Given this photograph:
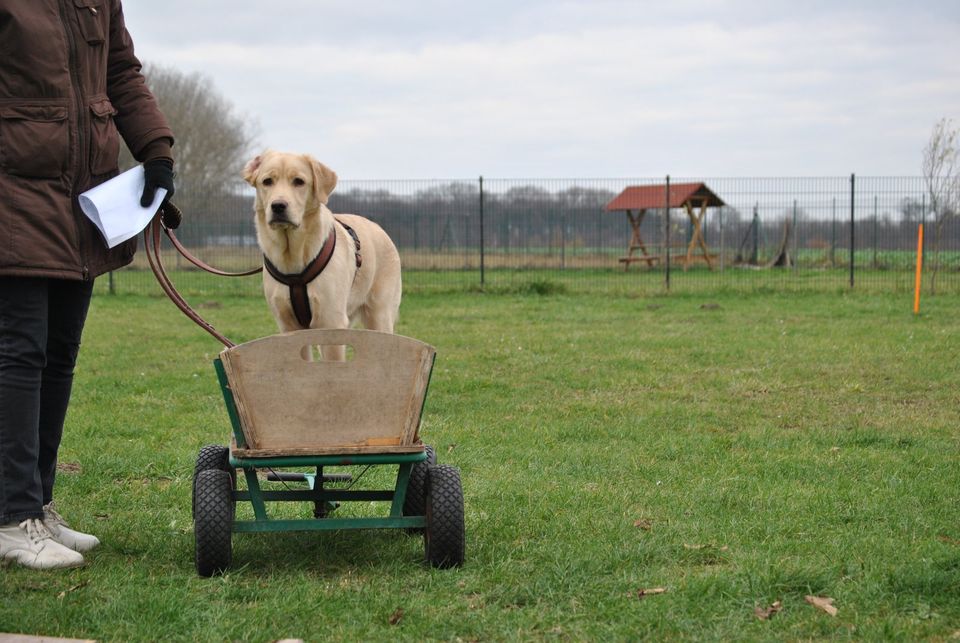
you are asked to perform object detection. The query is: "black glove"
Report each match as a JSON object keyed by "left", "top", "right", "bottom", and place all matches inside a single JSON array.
[{"left": 141, "top": 158, "right": 175, "bottom": 209}]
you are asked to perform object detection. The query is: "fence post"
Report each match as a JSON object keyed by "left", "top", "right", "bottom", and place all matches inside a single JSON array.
[
  {"left": 920, "top": 193, "right": 926, "bottom": 271},
  {"left": 751, "top": 204, "right": 759, "bottom": 265},
  {"left": 414, "top": 210, "right": 420, "bottom": 250},
  {"left": 560, "top": 210, "right": 566, "bottom": 270},
  {"left": 108, "top": 270, "right": 115, "bottom": 295},
  {"left": 664, "top": 175, "right": 671, "bottom": 291},
  {"left": 792, "top": 199, "right": 799, "bottom": 273},
  {"left": 831, "top": 198, "right": 837, "bottom": 267},
  {"left": 479, "top": 175, "right": 485, "bottom": 287},
  {"left": 719, "top": 207, "right": 725, "bottom": 272},
  {"left": 849, "top": 173, "right": 855, "bottom": 289},
  {"left": 872, "top": 194, "right": 878, "bottom": 268}
]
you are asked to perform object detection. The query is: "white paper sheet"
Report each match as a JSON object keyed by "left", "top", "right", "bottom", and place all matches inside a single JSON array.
[{"left": 78, "top": 165, "right": 167, "bottom": 248}]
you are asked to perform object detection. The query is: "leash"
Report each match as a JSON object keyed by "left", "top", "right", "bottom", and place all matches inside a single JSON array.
[
  {"left": 146, "top": 204, "right": 364, "bottom": 345},
  {"left": 145, "top": 202, "right": 258, "bottom": 348}
]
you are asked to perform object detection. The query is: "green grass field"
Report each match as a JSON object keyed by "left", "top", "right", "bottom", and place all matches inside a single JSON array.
[
  {"left": 1, "top": 289, "right": 958, "bottom": 641},
  {"left": 101, "top": 260, "right": 959, "bottom": 299}
]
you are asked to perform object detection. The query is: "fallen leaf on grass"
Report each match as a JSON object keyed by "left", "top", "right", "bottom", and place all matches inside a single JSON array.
[
  {"left": 636, "top": 587, "right": 667, "bottom": 599},
  {"left": 447, "top": 444, "right": 457, "bottom": 453},
  {"left": 388, "top": 608, "right": 404, "bottom": 625},
  {"left": 938, "top": 534, "right": 960, "bottom": 546},
  {"left": 57, "top": 581, "right": 89, "bottom": 600},
  {"left": 94, "top": 513, "right": 110, "bottom": 520},
  {"left": 754, "top": 601, "right": 783, "bottom": 620},
  {"left": 57, "top": 462, "right": 82, "bottom": 474},
  {"left": 466, "top": 593, "right": 485, "bottom": 610},
  {"left": 633, "top": 519, "right": 652, "bottom": 531},
  {"left": 805, "top": 595, "right": 838, "bottom": 616}
]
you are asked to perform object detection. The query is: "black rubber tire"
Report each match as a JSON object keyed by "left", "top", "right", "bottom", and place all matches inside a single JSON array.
[
  {"left": 195, "top": 445, "right": 230, "bottom": 475},
  {"left": 194, "top": 469, "right": 234, "bottom": 577},
  {"left": 403, "top": 445, "right": 436, "bottom": 532},
  {"left": 424, "top": 464, "right": 465, "bottom": 568},
  {"left": 193, "top": 445, "right": 234, "bottom": 518}
]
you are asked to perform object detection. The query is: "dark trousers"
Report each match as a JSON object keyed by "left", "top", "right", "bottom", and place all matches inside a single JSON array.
[{"left": 0, "top": 276, "right": 93, "bottom": 524}]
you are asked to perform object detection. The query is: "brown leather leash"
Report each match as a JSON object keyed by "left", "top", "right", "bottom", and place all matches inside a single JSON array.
[
  {"left": 145, "top": 202, "right": 260, "bottom": 348},
  {"left": 146, "top": 204, "right": 364, "bottom": 346}
]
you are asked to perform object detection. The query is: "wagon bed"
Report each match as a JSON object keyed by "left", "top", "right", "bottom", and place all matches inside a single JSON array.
[{"left": 216, "top": 329, "right": 436, "bottom": 456}]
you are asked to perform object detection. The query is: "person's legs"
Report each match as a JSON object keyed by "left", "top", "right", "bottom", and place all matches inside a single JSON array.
[
  {"left": 0, "top": 276, "right": 49, "bottom": 525},
  {"left": 0, "top": 277, "right": 95, "bottom": 567},
  {"left": 38, "top": 278, "right": 94, "bottom": 505},
  {"left": 0, "top": 277, "right": 85, "bottom": 568},
  {"left": 29, "top": 278, "right": 100, "bottom": 553}
]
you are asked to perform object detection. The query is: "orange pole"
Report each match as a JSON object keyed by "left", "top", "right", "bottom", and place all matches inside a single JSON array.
[{"left": 913, "top": 223, "right": 924, "bottom": 314}]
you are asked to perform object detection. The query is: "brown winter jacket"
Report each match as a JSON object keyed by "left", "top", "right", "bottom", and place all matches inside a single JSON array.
[{"left": 0, "top": 0, "right": 173, "bottom": 280}]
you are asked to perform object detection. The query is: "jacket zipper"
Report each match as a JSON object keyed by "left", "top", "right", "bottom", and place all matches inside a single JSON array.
[{"left": 58, "top": 0, "right": 91, "bottom": 281}]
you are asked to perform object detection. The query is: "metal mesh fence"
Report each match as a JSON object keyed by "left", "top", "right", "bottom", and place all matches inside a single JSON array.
[{"left": 99, "top": 175, "right": 959, "bottom": 297}]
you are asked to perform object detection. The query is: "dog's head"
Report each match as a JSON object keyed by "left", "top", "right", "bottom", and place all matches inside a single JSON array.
[{"left": 242, "top": 151, "right": 338, "bottom": 230}]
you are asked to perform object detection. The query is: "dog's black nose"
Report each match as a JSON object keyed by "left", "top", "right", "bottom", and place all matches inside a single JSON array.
[{"left": 271, "top": 201, "right": 288, "bottom": 215}]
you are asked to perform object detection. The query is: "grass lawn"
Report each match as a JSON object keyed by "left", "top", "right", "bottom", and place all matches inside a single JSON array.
[{"left": 1, "top": 288, "right": 958, "bottom": 641}]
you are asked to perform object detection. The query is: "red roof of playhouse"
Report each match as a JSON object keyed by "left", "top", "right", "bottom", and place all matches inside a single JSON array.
[{"left": 605, "top": 183, "right": 725, "bottom": 211}]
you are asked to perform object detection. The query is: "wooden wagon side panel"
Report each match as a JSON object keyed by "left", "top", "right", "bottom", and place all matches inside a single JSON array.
[{"left": 219, "top": 329, "right": 436, "bottom": 455}]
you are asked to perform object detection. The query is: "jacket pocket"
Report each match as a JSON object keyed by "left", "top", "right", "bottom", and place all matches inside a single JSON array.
[
  {"left": 73, "top": 0, "right": 106, "bottom": 45},
  {"left": 89, "top": 97, "right": 120, "bottom": 175},
  {"left": 0, "top": 105, "right": 70, "bottom": 179}
]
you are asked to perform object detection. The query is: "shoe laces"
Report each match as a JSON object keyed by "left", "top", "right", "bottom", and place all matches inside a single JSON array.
[
  {"left": 19, "top": 518, "right": 54, "bottom": 545},
  {"left": 43, "top": 501, "right": 68, "bottom": 527}
]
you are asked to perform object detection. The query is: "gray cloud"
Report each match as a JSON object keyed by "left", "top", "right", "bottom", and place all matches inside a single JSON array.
[{"left": 121, "top": 1, "right": 960, "bottom": 178}]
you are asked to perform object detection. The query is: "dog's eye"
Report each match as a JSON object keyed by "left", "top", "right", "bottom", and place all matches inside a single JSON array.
[
  {"left": 262, "top": 177, "right": 274, "bottom": 186},
  {"left": 293, "top": 177, "right": 306, "bottom": 187}
]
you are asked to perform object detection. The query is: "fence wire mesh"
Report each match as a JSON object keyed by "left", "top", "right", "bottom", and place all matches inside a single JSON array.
[{"left": 101, "top": 176, "right": 959, "bottom": 297}]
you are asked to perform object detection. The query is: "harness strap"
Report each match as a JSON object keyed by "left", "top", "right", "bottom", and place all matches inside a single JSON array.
[
  {"left": 261, "top": 218, "right": 364, "bottom": 330},
  {"left": 340, "top": 220, "right": 363, "bottom": 269},
  {"left": 263, "top": 226, "right": 337, "bottom": 329}
]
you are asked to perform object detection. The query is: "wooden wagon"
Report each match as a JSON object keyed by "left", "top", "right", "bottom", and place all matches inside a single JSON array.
[{"left": 191, "top": 328, "right": 465, "bottom": 576}]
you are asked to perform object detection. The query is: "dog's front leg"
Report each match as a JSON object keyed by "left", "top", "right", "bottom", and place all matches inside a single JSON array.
[{"left": 315, "top": 312, "right": 350, "bottom": 361}]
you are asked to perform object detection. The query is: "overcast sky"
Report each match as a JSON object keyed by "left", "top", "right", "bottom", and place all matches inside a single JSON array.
[{"left": 121, "top": 1, "right": 959, "bottom": 179}]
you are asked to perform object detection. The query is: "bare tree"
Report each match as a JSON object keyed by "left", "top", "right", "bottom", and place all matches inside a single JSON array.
[
  {"left": 120, "top": 64, "right": 259, "bottom": 217},
  {"left": 921, "top": 117, "right": 959, "bottom": 293}
]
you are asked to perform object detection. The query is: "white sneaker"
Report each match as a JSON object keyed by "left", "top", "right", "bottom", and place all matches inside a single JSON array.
[
  {"left": 43, "top": 502, "right": 100, "bottom": 553},
  {"left": 0, "top": 518, "right": 85, "bottom": 569}
]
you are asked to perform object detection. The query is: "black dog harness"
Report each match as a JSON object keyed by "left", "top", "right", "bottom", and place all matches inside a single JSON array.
[{"left": 262, "top": 219, "right": 362, "bottom": 329}]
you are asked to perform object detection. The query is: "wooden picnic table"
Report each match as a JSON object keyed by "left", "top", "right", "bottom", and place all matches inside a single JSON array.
[{"left": 606, "top": 183, "right": 725, "bottom": 271}]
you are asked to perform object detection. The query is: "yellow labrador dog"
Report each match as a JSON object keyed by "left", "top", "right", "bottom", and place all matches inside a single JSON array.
[{"left": 243, "top": 151, "right": 402, "bottom": 354}]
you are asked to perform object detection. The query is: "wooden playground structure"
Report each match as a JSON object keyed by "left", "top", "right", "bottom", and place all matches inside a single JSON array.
[{"left": 605, "top": 183, "right": 725, "bottom": 271}]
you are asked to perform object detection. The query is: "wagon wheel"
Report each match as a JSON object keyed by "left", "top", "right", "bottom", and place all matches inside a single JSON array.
[
  {"left": 194, "top": 469, "right": 234, "bottom": 577},
  {"left": 403, "top": 445, "right": 435, "bottom": 533},
  {"left": 193, "top": 445, "right": 235, "bottom": 518},
  {"left": 195, "top": 444, "right": 231, "bottom": 475},
  {"left": 424, "top": 464, "right": 465, "bottom": 568}
]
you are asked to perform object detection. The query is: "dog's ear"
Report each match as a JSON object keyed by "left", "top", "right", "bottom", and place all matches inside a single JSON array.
[
  {"left": 242, "top": 154, "right": 263, "bottom": 185},
  {"left": 308, "top": 157, "right": 338, "bottom": 203}
]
